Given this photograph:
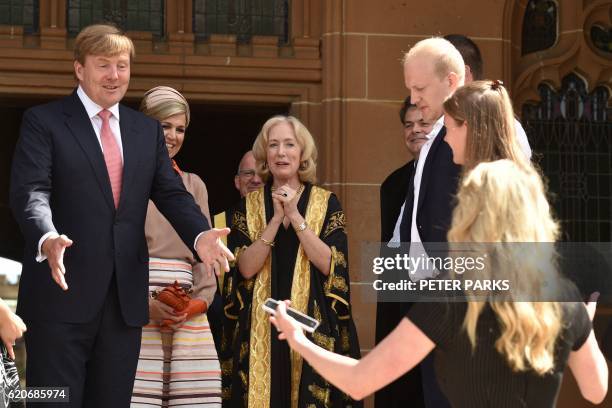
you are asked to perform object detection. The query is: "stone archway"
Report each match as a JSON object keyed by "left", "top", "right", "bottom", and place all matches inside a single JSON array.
[
  {"left": 502, "top": 0, "right": 612, "bottom": 242},
  {"left": 502, "top": 0, "right": 612, "bottom": 111}
]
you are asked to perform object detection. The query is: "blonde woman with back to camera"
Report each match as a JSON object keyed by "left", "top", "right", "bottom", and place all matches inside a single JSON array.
[{"left": 271, "top": 159, "right": 608, "bottom": 407}]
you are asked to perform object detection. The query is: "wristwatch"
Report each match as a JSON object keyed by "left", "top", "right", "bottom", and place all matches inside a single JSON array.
[{"left": 295, "top": 221, "right": 308, "bottom": 232}]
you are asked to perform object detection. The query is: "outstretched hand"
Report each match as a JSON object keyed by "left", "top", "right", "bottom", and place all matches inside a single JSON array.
[
  {"left": 195, "top": 228, "right": 234, "bottom": 276},
  {"left": 42, "top": 234, "right": 73, "bottom": 291}
]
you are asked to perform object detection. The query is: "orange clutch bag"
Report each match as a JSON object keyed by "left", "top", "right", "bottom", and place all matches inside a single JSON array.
[{"left": 152, "top": 281, "right": 207, "bottom": 326}]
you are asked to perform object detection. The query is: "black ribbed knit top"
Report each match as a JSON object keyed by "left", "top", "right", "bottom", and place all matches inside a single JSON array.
[{"left": 407, "top": 302, "right": 591, "bottom": 407}]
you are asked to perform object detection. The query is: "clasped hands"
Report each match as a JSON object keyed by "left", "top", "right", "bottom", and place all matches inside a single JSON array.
[
  {"left": 271, "top": 184, "right": 302, "bottom": 225},
  {"left": 148, "top": 297, "right": 206, "bottom": 330}
]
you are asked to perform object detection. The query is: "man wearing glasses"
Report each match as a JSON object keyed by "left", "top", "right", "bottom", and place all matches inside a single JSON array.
[{"left": 234, "top": 150, "right": 264, "bottom": 197}]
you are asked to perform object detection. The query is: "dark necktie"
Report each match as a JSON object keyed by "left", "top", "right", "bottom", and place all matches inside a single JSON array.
[{"left": 399, "top": 161, "right": 417, "bottom": 243}]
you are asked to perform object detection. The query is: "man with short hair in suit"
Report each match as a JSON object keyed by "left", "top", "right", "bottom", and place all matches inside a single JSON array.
[
  {"left": 10, "top": 24, "right": 233, "bottom": 407},
  {"left": 375, "top": 97, "right": 433, "bottom": 408},
  {"left": 399, "top": 37, "right": 465, "bottom": 408}
]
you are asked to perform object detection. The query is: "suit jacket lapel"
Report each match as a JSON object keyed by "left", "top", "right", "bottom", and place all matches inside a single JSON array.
[
  {"left": 63, "top": 91, "right": 115, "bottom": 211},
  {"left": 417, "top": 126, "right": 446, "bottom": 213},
  {"left": 117, "top": 105, "right": 141, "bottom": 212}
]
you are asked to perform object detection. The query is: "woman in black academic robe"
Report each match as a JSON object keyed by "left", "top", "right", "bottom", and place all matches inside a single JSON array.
[{"left": 219, "top": 116, "right": 362, "bottom": 408}]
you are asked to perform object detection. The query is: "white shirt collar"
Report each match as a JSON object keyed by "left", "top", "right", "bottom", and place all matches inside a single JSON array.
[
  {"left": 425, "top": 115, "right": 445, "bottom": 140},
  {"left": 76, "top": 85, "right": 120, "bottom": 121}
]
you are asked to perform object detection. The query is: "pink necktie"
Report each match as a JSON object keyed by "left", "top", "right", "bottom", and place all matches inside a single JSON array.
[{"left": 98, "top": 109, "right": 123, "bottom": 208}]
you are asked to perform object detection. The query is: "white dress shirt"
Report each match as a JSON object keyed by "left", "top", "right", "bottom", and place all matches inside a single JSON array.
[
  {"left": 515, "top": 118, "right": 532, "bottom": 159},
  {"left": 410, "top": 116, "right": 445, "bottom": 245},
  {"left": 388, "top": 116, "right": 445, "bottom": 247},
  {"left": 407, "top": 116, "right": 445, "bottom": 280},
  {"left": 387, "top": 161, "right": 417, "bottom": 248},
  {"left": 76, "top": 85, "right": 124, "bottom": 161}
]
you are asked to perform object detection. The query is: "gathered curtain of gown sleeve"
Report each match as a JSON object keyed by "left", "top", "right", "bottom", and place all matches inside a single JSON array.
[{"left": 219, "top": 183, "right": 363, "bottom": 408}]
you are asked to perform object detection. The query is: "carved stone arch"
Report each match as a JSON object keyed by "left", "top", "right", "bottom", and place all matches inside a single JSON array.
[
  {"left": 503, "top": 0, "right": 612, "bottom": 114},
  {"left": 562, "top": 69, "right": 591, "bottom": 94}
]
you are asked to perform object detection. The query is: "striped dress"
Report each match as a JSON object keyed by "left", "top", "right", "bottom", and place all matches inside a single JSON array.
[{"left": 131, "top": 171, "right": 221, "bottom": 407}]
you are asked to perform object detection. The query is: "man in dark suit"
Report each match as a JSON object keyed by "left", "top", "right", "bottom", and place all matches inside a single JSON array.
[
  {"left": 399, "top": 37, "right": 465, "bottom": 408},
  {"left": 375, "top": 97, "right": 432, "bottom": 408},
  {"left": 10, "top": 24, "right": 233, "bottom": 407}
]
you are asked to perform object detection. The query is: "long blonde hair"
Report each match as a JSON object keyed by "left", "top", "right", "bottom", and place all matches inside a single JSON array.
[
  {"left": 443, "top": 81, "right": 527, "bottom": 172},
  {"left": 448, "top": 160, "right": 562, "bottom": 375}
]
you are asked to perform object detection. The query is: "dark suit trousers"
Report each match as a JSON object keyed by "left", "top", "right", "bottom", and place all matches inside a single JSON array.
[{"left": 24, "top": 276, "right": 141, "bottom": 407}]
